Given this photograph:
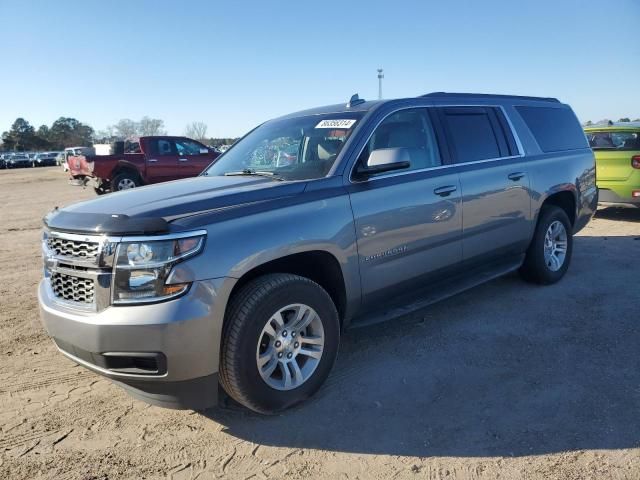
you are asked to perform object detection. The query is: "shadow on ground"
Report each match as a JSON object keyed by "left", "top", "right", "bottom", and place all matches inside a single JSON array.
[
  {"left": 594, "top": 205, "right": 640, "bottom": 223},
  {"left": 203, "top": 230, "right": 640, "bottom": 457}
]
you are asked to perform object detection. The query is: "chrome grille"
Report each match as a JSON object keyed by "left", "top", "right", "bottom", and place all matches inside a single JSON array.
[
  {"left": 46, "top": 236, "right": 100, "bottom": 260},
  {"left": 51, "top": 271, "right": 95, "bottom": 304}
]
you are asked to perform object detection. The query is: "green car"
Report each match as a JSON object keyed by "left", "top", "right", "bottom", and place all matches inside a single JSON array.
[{"left": 585, "top": 123, "right": 640, "bottom": 206}]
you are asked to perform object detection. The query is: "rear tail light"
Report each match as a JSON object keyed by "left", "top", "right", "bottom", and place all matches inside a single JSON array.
[
  {"left": 632, "top": 191, "right": 640, "bottom": 198},
  {"left": 632, "top": 156, "right": 640, "bottom": 169}
]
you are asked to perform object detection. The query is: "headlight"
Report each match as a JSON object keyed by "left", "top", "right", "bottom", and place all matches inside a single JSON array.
[{"left": 112, "top": 233, "right": 205, "bottom": 304}]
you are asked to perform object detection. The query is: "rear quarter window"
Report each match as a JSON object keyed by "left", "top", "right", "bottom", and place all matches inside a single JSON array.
[{"left": 516, "top": 106, "right": 588, "bottom": 153}]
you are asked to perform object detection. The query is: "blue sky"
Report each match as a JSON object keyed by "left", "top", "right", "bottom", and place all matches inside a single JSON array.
[{"left": 0, "top": 0, "right": 638, "bottom": 137}]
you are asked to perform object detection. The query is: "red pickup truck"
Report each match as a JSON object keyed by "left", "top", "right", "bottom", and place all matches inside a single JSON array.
[{"left": 68, "top": 136, "right": 219, "bottom": 194}]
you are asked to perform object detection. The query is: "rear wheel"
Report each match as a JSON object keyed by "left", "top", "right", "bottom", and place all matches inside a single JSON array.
[
  {"left": 111, "top": 172, "right": 140, "bottom": 191},
  {"left": 219, "top": 274, "right": 340, "bottom": 414},
  {"left": 520, "top": 206, "right": 573, "bottom": 284}
]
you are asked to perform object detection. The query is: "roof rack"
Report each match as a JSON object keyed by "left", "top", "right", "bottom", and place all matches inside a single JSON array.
[{"left": 421, "top": 92, "right": 560, "bottom": 103}]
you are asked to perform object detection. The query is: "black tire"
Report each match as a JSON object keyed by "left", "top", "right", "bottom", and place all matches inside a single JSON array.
[
  {"left": 519, "top": 205, "right": 573, "bottom": 284},
  {"left": 110, "top": 171, "right": 140, "bottom": 191},
  {"left": 219, "top": 273, "right": 340, "bottom": 414}
]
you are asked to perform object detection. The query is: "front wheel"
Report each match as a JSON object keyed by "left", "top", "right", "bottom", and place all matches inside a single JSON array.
[
  {"left": 219, "top": 274, "right": 340, "bottom": 414},
  {"left": 520, "top": 206, "right": 573, "bottom": 284}
]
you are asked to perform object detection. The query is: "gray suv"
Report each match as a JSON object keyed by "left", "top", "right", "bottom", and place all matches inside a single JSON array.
[{"left": 38, "top": 92, "right": 597, "bottom": 414}]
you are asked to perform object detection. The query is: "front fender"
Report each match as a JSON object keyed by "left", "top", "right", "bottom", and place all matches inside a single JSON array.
[{"left": 169, "top": 188, "right": 361, "bottom": 318}]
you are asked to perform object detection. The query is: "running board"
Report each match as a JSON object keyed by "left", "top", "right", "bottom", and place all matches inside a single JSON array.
[{"left": 350, "top": 255, "right": 524, "bottom": 328}]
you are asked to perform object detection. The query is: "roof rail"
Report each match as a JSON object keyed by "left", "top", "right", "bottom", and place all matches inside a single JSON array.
[{"left": 421, "top": 92, "right": 560, "bottom": 103}]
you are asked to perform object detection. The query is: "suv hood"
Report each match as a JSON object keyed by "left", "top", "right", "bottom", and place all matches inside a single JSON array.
[{"left": 45, "top": 175, "right": 307, "bottom": 235}]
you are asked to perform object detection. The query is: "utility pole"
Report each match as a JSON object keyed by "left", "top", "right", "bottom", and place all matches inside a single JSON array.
[{"left": 377, "top": 68, "right": 384, "bottom": 100}]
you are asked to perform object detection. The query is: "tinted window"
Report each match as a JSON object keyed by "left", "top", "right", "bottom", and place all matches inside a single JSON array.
[
  {"left": 151, "top": 139, "right": 175, "bottom": 155},
  {"left": 175, "top": 139, "right": 206, "bottom": 155},
  {"left": 358, "top": 108, "right": 441, "bottom": 173},
  {"left": 586, "top": 130, "right": 640, "bottom": 151},
  {"left": 443, "top": 108, "right": 501, "bottom": 162},
  {"left": 516, "top": 106, "right": 588, "bottom": 152}
]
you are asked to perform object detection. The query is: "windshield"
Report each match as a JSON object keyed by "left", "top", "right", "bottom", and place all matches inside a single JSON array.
[
  {"left": 586, "top": 130, "right": 640, "bottom": 150},
  {"left": 204, "top": 113, "right": 364, "bottom": 181}
]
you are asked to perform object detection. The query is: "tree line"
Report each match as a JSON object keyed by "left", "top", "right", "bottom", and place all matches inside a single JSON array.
[
  {"left": 1, "top": 117, "right": 94, "bottom": 151},
  {"left": 582, "top": 117, "right": 640, "bottom": 126},
  {"left": 1, "top": 115, "right": 238, "bottom": 152}
]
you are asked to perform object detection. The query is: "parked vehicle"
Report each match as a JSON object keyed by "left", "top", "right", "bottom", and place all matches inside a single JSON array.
[
  {"left": 584, "top": 122, "right": 640, "bottom": 206},
  {"left": 55, "top": 152, "right": 65, "bottom": 166},
  {"left": 38, "top": 92, "right": 597, "bottom": 414},
  {"left": 6, "top": 153, "right": 31, "bottom": 168},
  {"left": 0, "top": 154, "right": 7, "bottom": 169},
  {"left": 32, "top": 152, "right": 60, "bottom": 167},
  {"left": 67, "top": 136, "right": 219, "bottom": 194},
  {"left": 65, "top": 146, "right": 95, "bottom": 157}
]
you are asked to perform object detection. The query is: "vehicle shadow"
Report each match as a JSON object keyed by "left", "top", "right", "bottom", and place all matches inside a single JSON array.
[
  {"left": 202, "top": 233, "right": 640, "bottom": 457},
  {"left": 595, "top": 205, "right": 640, "bottom": 222}
]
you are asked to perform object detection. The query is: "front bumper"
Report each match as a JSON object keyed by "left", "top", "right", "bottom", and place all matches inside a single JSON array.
[{"left": 38, "top": 277, "right": 233, "bottom": 409}]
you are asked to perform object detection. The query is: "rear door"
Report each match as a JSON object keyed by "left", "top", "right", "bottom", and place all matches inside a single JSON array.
[
  {"left": 145, "top": 138, "right": 180, "bottom": 183},
  {"left": 438, "top": 106, "right": 533, "bottom": 262},
  {"left": 174, "top": 138, "right": 214, "bottom": 177}
]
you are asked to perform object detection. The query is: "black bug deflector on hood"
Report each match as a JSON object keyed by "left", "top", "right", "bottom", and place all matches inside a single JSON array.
[
  {"left": 42, "top": 175, "right": 307, "bottom": 235},
  {"left": 44, "top": 209, "right": 169, "bottom": 235}
]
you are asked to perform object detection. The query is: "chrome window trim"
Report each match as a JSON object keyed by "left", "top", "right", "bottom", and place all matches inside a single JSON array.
[
  {"left": 348, "top": 104, "right": 525, "bottom": 184},
  {"left": 352, "top": 155, "right": 524, "bottom": 183}
]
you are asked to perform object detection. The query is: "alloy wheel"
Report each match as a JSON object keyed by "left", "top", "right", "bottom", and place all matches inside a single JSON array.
[
  {"left": 543, "top": 220, "right": 568, "bottom": 272},
  {"left": 256, "top": 303, "right": 325, "bottom": 391},
  {"left": 117, "top": 178, "right": 136, "bottom": 190}
]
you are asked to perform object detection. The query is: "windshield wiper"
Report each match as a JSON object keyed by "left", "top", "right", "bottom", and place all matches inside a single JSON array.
[{"left": 223, "top": 169, "right": 283, "bottom": 180}]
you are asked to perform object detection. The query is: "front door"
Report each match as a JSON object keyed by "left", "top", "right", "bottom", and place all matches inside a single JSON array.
[
  {"left": 347, "top": 108, "right": 463, "bottom": 307},
  {"left": 146, "top": 138, "right": 179, "bottom": 183},
  {"left": 174, "top": 138, "right": 215, "bottom": 177}
]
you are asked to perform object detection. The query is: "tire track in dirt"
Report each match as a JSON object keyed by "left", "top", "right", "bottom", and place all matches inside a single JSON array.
[
  {"left": 0, "top": 429, "right": 61, "bottom": 451},
  {"left": 0, "top": 370, "right": 93, "bottom": 394}
]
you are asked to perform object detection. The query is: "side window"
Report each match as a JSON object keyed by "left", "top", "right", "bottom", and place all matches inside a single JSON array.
[
  {"left": 358, "top": 108, "right": 441, "bottom": 174},
  {"left": 175, "top": 139, "right": 206, "bottom": 156},
  {"left": 516, "top": 106, "right": 588, "bottom": 153},
  {"left": 441, "top": 107, "right": 503, "bottom": 163},
  {"left": 151, "top": 139, "right": 175, "bottom": 156}
]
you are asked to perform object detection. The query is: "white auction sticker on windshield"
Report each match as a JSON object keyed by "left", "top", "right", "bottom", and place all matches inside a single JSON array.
[{"left": 315, "top": 119, "right": 357, "bottom": 129}]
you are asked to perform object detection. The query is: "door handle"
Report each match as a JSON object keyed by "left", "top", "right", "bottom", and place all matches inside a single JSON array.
[
  {"left": 434, "top": 185, "right": 457, "bottom": 197},
  {"left": 508, "top": 172, "right": 525, "bottom": 181},
  {"left": 178, "top": 158, "right": 188, "bottom": 162},
  {"left": 148, "top": 158, "right": 158, "bottom": 163}
]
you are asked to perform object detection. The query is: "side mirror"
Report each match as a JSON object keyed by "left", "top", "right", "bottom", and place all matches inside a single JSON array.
[{"left": 357, "top": 147, "right": 411, "bottom": 178}]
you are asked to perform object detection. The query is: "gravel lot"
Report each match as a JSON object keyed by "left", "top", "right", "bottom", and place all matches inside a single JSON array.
[{"left": 1, "top": 167, "right": 639, "bottom": 480}]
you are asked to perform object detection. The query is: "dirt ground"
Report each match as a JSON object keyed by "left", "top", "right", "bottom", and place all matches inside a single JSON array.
[{"left": 0, "top": 167, "right": 639, "bottom": 480}]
